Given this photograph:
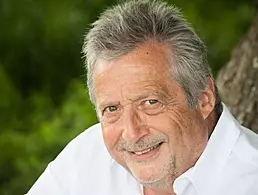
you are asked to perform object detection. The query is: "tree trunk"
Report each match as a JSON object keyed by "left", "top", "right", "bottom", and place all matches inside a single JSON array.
[{"left": 216, "top": 10, "right": 258, "bottom": 133}]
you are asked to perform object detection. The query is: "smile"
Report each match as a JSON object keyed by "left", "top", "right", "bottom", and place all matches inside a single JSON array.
[
  {"left": 132, "top": 143, "right": 162, "bottom": 155},
  {"left": 128, "top": 142, "right": 163, "bottom": 160}
]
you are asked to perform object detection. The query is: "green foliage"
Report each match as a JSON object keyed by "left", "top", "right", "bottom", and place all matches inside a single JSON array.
[
  {"left": 0, "top": 0, "right": 255, "bottom": 194},
  {"left": 0, "top": 79, "right": 97, "bottom": 194}
]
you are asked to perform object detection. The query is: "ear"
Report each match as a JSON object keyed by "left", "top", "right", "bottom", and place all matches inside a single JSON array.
[{"left": 198, "top": 77, "right": 215, "bottom": 120}]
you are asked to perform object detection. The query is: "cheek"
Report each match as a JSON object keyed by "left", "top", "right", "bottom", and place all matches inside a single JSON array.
[
  {"left": 101, "top": 124, "right": 121, "bottom": 150},
  {"left": 143, "top": 114, "right": 183, "bottom": 152},
  {"left": 144, "top": 111, "right": 183, "bottom": 136},
  {"left": 101, "top": 123, "right": 129, "bottom": 168},
  {"left": 144, "top": 110, "right": 202, "bottom": 150}
]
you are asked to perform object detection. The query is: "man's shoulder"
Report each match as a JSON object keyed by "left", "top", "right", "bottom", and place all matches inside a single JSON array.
[
  {"left": 51, "top": 123, "right": 113, "bottom": 171},
  {"left": 73, "top": 123, "right": 102, "bottom": 143},
  {"left": 213, "top": 125, "right": 258, "bottom": 194},
  {"left": 27, "top": 124, "right": 141, "bottom": 194},
  {"left": 242, "top": 126, "right": 258, "bottom": 148},
  {"left": 234, "top": 126, "right": 258, "bottom": 166},
  {"left": 218, "top": 104, "right": 258, "bottom": 167},
  {"left": 56, "top": 123, "right": 102, "bottom": 151}
]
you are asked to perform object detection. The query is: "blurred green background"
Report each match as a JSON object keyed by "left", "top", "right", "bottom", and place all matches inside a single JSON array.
[{"left": 0, "top": 0, "right": 255, "bottom": 194}]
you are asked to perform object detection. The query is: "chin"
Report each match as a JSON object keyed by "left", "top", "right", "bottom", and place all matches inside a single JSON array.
[
  {"left": 125, "top": 143, "right": 174, "bottom": 184},
  {"left": 135, "top": 168, "right": 172, "bottom": 190},
  {"left": 129, "top": 163, "right": 168, "bottom": 186}
]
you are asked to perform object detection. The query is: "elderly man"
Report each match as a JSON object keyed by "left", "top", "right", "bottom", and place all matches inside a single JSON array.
[{"left": 27, "top": 0, "right": 258, "bottom": 195}]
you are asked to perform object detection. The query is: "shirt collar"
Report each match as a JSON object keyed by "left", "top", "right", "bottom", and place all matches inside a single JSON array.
[{"left": 174, "top": 103, "right": 241, "bottom": 194}]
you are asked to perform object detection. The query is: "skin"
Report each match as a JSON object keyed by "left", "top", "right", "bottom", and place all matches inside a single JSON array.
[{"left": 93, "top": 41, "right": 216, "bottom": 195}]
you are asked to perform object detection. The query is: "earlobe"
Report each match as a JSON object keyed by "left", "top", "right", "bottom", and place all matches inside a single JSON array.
[{"left": 198, "top": 77, "right": 216, "bottom": 120}]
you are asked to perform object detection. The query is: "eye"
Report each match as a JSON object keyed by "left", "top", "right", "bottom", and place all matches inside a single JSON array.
[
  {"left": 101, "top": 105, "right": 121, "bottom": 124},
  {"left": 139, "top": 99, "right": 163, "bottom": 115},
  {"left": 146, "top": 99, "right": 158, "bottom": 105},
  {"left": 141, "top": 99, "right": 160, "bottom": 106},
  {"left": 103, "top": 105, "right": 118, "bottom": 113}
]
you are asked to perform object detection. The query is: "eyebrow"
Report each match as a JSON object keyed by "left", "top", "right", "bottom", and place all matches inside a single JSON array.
[
  {"left": 131, "top": 91, "right": 157, "bottom": 101},
  {"left": 129, "top": 90, "right": 168, "bottom": 103},
  {"left": 97, "top": 90, "right": 169, "bottom": 110}
]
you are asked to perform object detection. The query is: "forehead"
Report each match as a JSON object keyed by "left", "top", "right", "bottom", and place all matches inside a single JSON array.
[
  {"left": 93, "top": 42, "right": 177, "bottom": 104},
  {"left": 95, "top": 42, "right": 172, "bottom": 73}
]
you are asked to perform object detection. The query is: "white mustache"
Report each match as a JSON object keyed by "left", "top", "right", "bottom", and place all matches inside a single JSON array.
[{"left": 116, "top": 135, "right": 167, "bottom": 152}]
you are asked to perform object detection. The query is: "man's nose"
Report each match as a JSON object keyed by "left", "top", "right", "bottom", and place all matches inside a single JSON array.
[{"left": 122, "top": 107, "right": 149, "bottom": 142}]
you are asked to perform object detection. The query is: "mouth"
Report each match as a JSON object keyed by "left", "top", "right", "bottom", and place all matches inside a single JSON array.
[{"left": 128, "top": 142, "right": 163, "bottom": 160}]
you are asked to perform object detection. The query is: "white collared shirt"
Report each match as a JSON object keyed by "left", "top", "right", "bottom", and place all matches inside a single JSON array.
[{"left": 27, "top": 104, "right": 258, "bottom": 195}]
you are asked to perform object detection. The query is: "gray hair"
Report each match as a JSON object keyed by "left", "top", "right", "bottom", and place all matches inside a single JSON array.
[{"left": 83, "top": 0, "right": 221, "bottom": 111}]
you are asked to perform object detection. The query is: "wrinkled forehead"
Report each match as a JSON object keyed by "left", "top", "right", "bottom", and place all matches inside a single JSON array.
[
  {"left": 93, "top": 51, "right": 180, "bottom": 107},
  {"left": 93, "top": 41, "right": 174, "bottom": 76},
  {"left": 90, "top": 42, "right": 179, "bottom": 106}
]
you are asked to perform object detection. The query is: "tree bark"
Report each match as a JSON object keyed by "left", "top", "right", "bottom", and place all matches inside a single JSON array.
[{"left": 216, "top": 10, "right": 258, "bottom": 133}]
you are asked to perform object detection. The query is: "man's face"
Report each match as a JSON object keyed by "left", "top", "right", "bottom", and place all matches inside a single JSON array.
[{"left": 93, "top": 42, "right": 209, "bottom": 188}]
